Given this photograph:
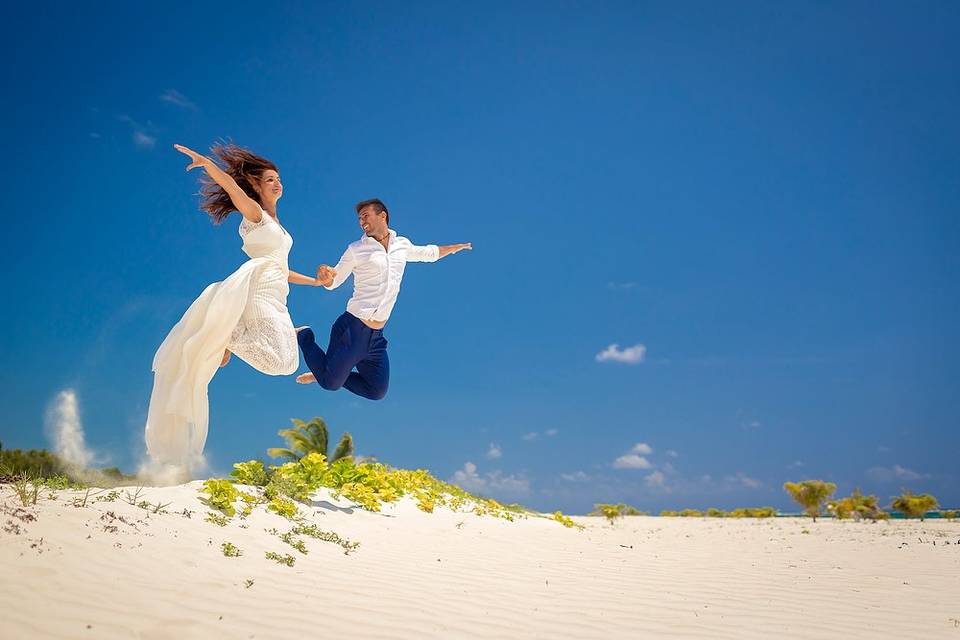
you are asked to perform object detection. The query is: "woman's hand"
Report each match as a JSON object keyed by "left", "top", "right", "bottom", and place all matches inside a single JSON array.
[{"left": 173, "top": 144, "right": 211, "bottom": 171}]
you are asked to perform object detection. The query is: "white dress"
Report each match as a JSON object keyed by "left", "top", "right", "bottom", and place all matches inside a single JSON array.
[{"left": 145, "top": 212, "right": 298, "bottom": 469}]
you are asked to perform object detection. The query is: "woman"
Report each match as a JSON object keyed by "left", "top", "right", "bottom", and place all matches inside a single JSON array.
[{"left": 145, "top": 143, "right": 320, "bottom": 470}]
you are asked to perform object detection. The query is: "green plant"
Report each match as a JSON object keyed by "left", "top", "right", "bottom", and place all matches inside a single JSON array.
[
  {"left": 706, "top": 507, "right": 726, "bottom": 517},
  {"left": 292, "top": 523, "right": 360, "bottom": 554},
  {"left": 267, "top": 417, "right": 354, "bottom": 463},
  {"left": 265, "top": 551, "right": 295, "bottom": 567},
  {"left": 278, "top": 532, "right": 309, "bottom": 554},
  {"left": 591, "top": 503, "right": 646, "bottom": 523},
  {"left": 205, "top": 512, "right": 230, "bottom": 527},
  {"left": 11, "top": 471, "right": 39, "bottom": 506},
  {"left": 943, "top": 510, "right": 957, "bottom": 521},
  {"left": 230, "top": 460, "right": 269, "bottom": 486},
  {"left": 784, "top": 480, "right": 837, "bottom": 522},
  {"left": 199, "top": 479, "right": 240, "bottom": 516},
  {"left": 679, "top": 509, "right": 704, "bottom": 517},
  {"left": 551, "top": 511, "right": 582, "bottom": 529},
  {"left": 891, "top": 492, "right": 939, "bottom": 521},
  {"left": 268, "top": 497, "right": 298, "bottom": 519},
  {"left": 221, "top": 542, "right": 242, "bottom": 557},
  {"left": 727, "top": 507, "right": 777, "bottom": 518}
]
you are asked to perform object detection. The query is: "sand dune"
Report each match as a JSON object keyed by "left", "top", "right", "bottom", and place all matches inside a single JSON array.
[{"left": 1, "top": 482, "right": 958, "bottom": 639}]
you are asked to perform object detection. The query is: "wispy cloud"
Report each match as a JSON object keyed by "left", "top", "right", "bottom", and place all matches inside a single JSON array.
[
  {"left": 631, "top": 442, "right": 652, "bottom": 455},
  {"left": 866, "top": 464, "right": 929, "bottom": 482},
  {"left": 725, "top": 472, "right": 762, "bottom": 489},
  {"left": 665, "top": 449, "right": 678, "bottom": 458},
  {"left": 160, "top": 89, "right": 198, "bottom": 110},
  {"left": 45, "top": 389, "right": 94, "bottom": 468},
  {"left": 133, "top": 131, "right": 156, "bottom": 148},
  {"left": 787, "top": 460, "right": 804, "bottom": 469},
  {"left": 450, "top": 462, "right": 530, "bottom": 498},
  {"left": 606, "top": 281, "right": 639, "bottom": 291},
  {"left": 560, "top": 471, "right": 591, "bottom": 482},
  {"left": 486, "top": 443, "right": 502, "bottom": 459},
  {"left": 596, "top": 343, "right": 646, "bottom": 364},
  {"left": 118, "top": 114, "right": 156, "bottom": 149},
  {"left": 522, "top": 429, "right": 558, "bottom": 442}
]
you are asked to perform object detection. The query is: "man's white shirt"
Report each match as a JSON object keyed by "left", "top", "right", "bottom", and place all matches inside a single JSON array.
[{"left": 325, "top": 229, "right": 439, "bottom": 323}]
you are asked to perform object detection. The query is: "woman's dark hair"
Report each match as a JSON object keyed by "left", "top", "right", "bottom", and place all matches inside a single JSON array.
[
  {"left": 199, "top": 143, "right": 278, "bottom": 224},
  {"left": 355, "top": 198, "right": 389, "bottom": 224}
]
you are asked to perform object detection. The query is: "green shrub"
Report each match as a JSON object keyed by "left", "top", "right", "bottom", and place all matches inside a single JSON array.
[
  {"left": 230, "top": 460, "right": 269, "bottom": 486},
  {"left": 268, "top": 497, "right": 298, "bottom": 519},
  {"left": 829, "top": 489, "right": 886, "bottom": 521},
  {"left": 784, "top": 480, "right": 836, "bottom": 521},
  {"left": 199, "top": 479, "right": 240, "bottom": 517},
  {"left": 891, "top": 492, "right": 939, "bottom": 521},
  {"left": 221, "top": 542, "right": 242, "bottom": 557}
]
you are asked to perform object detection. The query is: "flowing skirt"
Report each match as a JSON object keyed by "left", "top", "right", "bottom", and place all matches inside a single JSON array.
[{"left": 145, "top": 257, "right": 297, "bottom": 469}]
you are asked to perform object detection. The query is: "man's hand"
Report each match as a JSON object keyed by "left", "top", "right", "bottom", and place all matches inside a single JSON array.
[
  {"left": 316, "top": 264, "right": 337, "bottom": 286},
  {"left": 439, "top": 243, "right": 472, "bottom": 258}
]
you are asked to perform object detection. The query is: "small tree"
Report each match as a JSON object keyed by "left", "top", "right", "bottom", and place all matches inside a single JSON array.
[
  {"left": 784, "top": 480, "right": 836, "bottom": 522},
  {"left": 268, "top": 417, "right": 354, "bottom": 463},
  {"left": 829, "top": 488, "right": 886, "bottom": 521},
  {"left": 891, "top": 492, "right": 939, "bottom": 521}
]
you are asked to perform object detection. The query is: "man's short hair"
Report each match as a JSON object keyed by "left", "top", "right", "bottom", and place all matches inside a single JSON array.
[{"left": 355, "top": 198, "right": 389, "bottom": 224}]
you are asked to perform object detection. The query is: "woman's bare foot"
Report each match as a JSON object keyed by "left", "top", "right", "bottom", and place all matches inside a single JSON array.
[
  {"left": 220, "top": 349, "right": 232, "bottom": 367},
  {"left": 296, "top": 372, "right": 316, "bottom": 384}
]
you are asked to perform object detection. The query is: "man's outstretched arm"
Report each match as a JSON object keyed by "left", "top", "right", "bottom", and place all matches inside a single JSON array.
[
  {"left": 406, "top": 242, "right": 472, "bottom": 262},
  {"left": 438, "top": 243, "right": 472, "bottom": 259}
]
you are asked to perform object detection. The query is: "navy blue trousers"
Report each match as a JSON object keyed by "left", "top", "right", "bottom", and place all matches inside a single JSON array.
[{"left": 297, "top": 312, "right": 390, "bottom": 400}]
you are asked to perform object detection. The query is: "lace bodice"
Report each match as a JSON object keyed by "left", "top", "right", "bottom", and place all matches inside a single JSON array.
[{"left": 238, "top": 212, "right": 293, "bottom": 267}]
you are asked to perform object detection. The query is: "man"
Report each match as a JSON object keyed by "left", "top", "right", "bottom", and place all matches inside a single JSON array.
[{"left": 295, "top": 198, "right": 471, "bottom": 399}]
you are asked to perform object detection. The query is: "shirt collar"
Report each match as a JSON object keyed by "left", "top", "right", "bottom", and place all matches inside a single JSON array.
[{"left": 361, "top": 228, "right": 397, "bottom": 244}]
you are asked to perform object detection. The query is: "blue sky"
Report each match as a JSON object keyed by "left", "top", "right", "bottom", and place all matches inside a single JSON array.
[{"left": 3, "top": 2, "right": 958, "bottom": 513}]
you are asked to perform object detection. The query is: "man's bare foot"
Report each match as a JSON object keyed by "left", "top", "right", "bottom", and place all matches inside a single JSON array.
[
  {"left": 220, "top": 350, "right": 231, "bottom": 367},
  {"left": 296, "top": 372, "right": 316, "bottom": 384}
]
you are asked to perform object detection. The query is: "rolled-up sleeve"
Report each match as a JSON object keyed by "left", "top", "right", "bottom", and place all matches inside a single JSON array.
[
  {"left": 406, "top": 242, "right": 440, "bottom": 263},
  {"left": 324, "top": 246, "right": 356, "bottom": 290}
]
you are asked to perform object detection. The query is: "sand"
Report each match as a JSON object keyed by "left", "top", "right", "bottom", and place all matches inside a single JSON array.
[{"left": 1, "top": 481, "right": 958, "bottom": 639}]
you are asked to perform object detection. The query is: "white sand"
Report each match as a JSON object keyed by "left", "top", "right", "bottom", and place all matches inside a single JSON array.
[{"left": 1, "top": 482, "right": 958, "bottom": 639}]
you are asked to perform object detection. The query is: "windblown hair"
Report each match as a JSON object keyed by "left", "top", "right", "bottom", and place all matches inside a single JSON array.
[
  {"left": 355, "top": 198, "right": 389, "bottom": 224},
  {"left": 199, "top": 143, "right": 278, "bottom": 224}
]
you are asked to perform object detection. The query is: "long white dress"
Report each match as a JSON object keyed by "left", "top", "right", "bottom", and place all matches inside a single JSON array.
[{"left": 145, "top": 212, "right": 298, "bottom": 469}]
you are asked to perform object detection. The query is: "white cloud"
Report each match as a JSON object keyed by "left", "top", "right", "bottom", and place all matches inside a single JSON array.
[
  {"left": 596, "top": 343, "right": 646, "bottom": 364},
  {"left": 631, "top": 442, "right": 653, "bottom": 455},
  {"left": 606, "top": 281, "right": 639, "bottom": 290},
  {"left": 545, "top": 428, "right": 559, "bottom": 437},
  {"left": 160, "top": 89, "right": 197, "bottom": 110},
  {"left": 560, "top": 471, "right": 590, "bottom": 482},
  {"left": 866, "top": 464, "right": 929, "bottom": 482},
  {"left": 742, "top": 420, "right": 762, "bottom": 430},
  {"left": 486, "top": 443, "right": 502, "bottom": 459},
  {"left": 450, "top": 462, "right": 530, "bottom": 498},
  {"left": 787, "top": 460, "right": 804, "bottom": 469},
  {"left": 45, "top": 389, "right": 93, "bottom": 468},
  {"left": 666, "top": 449, "right": 678, "bottom": 458},
  {"left": 613, "top": 454, "right": 652, "bottom": 470},
  {"left": 645, "top": 471, "right": 666, "bottom": 488},
  {"left": 522, "top": 432, "right": 538, "bottom": 441}
]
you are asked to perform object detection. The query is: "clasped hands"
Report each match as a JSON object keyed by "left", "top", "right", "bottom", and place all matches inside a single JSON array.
[{"left": 315, "top": 264, "right": 337, "bottom": 287}]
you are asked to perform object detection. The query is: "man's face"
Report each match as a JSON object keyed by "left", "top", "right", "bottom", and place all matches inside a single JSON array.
[{"left": 358, "top": 205, "right": 388, "bottom": 237}]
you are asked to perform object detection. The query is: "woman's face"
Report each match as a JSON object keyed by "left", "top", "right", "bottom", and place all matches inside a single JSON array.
[{"left": 256, "top": 169, "right": 283, "bottom": 203}]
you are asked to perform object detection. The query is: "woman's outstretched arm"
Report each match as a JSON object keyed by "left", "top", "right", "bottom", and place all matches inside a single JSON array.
[
  {"left": 288, "top": 270, "right": 321, "bottom": 286},
  {"left": 174, "top": 144, "right": 263, "bottom": 222}
]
